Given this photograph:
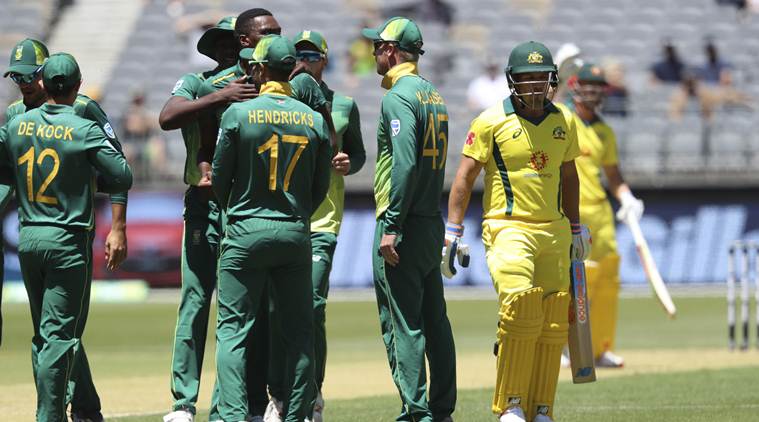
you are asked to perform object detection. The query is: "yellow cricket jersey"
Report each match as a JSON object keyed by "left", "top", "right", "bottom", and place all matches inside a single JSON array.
[
  {"left": 558, "top": 103, "right": 619, "bottom": 205},
  {"left": 462, "top": 98, "right": 580, "bottom": 222}
]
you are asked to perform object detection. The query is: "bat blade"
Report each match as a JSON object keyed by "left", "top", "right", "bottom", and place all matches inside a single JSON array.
[
  {"left": 568, "top": 259, "right": 596, "bottom": 384},
  {"left": 625, "top": 214, "right": 677, "bottom": 318}
]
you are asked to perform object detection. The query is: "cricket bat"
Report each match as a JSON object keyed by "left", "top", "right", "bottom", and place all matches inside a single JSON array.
[
  {"left": 568, "top": 259, "right": 596, "bottom": 384},
  {"left": 624, "top": 213, "right": 677, "bottom": 318}
]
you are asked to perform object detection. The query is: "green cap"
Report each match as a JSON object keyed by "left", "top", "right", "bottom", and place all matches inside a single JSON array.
[
  {"left": 361, "top": 17, "right": 424, "bottom": 55},
  {"left": 197, "top": 16, "right": 237, "bottom": 60},
  {"left": 576, "top": 63, "right": 606, "bottom": 83},
  {"left": 42, "top": 53, "right": 82, "bottom": 93},
  {"left": 4, "top": 38, "right": 49, "bottom": 77},
  {"left": 293, "top": 30, "right": 328, "bottom": 54},
  {"left": 506, "top": 41, "right": 557, "bottom": 75},
  {"left": 239, "top": 35, "right": 297, "bottom": 71}
]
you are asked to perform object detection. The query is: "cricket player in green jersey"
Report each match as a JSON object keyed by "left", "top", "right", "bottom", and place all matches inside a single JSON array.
[
  {"left": 262, "top": 30, "right": 367, "bottom": 422},
  {"left": 0, "top": 53, "right": 132, "bottom": 422},
  {"left": 157, "top": 16, "right": 260, "bottom": 422},
  {"left": 2, "top": 39, "right": 128, "bottom": 422},
  {"left": 363, "top": 17, "right": 457, "bottom": 422},
  {"left": 212, "top": 35, "right": 331, "bottom": 422}
]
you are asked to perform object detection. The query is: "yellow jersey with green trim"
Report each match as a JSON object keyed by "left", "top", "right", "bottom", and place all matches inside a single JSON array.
[
  {"left": 560, "top": 104, "right": 619, "bottom": 205},
  {"left": 462, "top": 97, "right": 580, "bottom": 222}
]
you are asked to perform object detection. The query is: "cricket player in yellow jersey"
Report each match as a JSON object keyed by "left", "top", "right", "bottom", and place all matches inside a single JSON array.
[
  {"left": 561, "top": 63, "right": 644, "bottom": 368},
  {"left": 443, "top": 41, "right": 591, "bottom": 422}
]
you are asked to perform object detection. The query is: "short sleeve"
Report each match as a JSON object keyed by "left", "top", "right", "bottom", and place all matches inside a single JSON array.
[
  {"left": 461, "top": 115, "right": 494, "bottom": 163},
  {"left": 562, "top": 112, "right": 581, "bottom": 162},
  {"left": 290, "top": 73, "right": 328, "bottom": 111},
  {"left": 600, "top": 125, "right": 619, "bottom": 166},
  {"left": 172, "top": 73, "right": 202, "bottom": 100}
]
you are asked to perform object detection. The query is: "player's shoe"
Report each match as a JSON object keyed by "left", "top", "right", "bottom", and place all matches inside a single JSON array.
[
  {"left": 70, "top": 410, "right": 104, "bottom": 422},
  {"left": 163, "top": 409, "right": 194, "bottom": 422},
  {"left": 499, "top": 406, "right": 526, "bottom": 422},
  {"left": 596, "top": 350, "right": 624, "bottom": 368},
  {"left": 533, "top": 415, "right": 554, "bottom": 422},
  {"left": 312, "top": 390, "right": 325, "bottom": 422},
  {"left": 264, "top": 398, "right": 283, "bottom": 422}
]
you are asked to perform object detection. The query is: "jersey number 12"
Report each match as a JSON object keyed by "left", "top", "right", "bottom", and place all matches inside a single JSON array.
[{"left": 18, "top": 146, "right": 60, "bottom": 205}]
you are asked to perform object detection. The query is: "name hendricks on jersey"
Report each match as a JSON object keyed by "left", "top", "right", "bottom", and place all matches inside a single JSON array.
[
  {"left": 16, "top": 121, "right": 75, "bottom": 141},
  {"left": 247, "top": 109, "right": 315, "bottom": 127}
]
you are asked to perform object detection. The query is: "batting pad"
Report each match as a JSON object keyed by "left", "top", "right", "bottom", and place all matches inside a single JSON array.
[
  {"left": 590, "top": 253, "right": 621, "bottom": 357},
  {"left": 527, "top": 291, "right": 570, "bottom": 420},
  {"left": 492, "top": 287, "right": 544, "bottom": 415}
]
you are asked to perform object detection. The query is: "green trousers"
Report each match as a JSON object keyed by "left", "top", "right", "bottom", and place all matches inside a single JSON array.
[
  {"left": 170, "top": 186, "right": 223, "bottom": 416},
  {"left": 19, "top": 225, "right": 99, "bottom": 422},
  {"left": 372, "top": 217, "right": 457, "bottom": 422},
  {"left": 216, "top": 217, "right": 314, "bottom": 422},
  {"left": 268, "top": 231, "right": 337, "bottom": 404}
]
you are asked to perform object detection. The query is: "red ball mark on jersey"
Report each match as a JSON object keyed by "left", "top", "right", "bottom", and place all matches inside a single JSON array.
[
  {"left": 529, "top": 150, "right": 549, "bottom": 171},
  {"left": 465, "top": 131, "right": 475, "bottom": 145}
]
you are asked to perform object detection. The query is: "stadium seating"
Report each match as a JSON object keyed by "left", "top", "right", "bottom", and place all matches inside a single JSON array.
[{"left": 3, "top": 0, "right": 757, "bottom": 189}]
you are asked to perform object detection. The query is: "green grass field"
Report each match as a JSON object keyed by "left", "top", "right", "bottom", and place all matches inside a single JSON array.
[{"left": 2, "top": 294, "right": 758, "bottom": 421}]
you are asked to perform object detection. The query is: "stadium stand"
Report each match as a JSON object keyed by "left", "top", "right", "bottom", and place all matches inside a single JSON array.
[{"left": 3, "top": 0, "right": 758, "bottom": 189}]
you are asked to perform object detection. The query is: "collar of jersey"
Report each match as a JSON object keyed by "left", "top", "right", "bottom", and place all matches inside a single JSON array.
[
  {"left": 40, "top": 103, "right": 75, "bottom": 114},
  {"left": 502, "top": 96, "right": 560, "bottom": 115},
  {"left": 260, "top": 81, "right": 293, "bottom": 97},
  {"left": 381, "top": 62, "right": 418, "bottom": 90}
]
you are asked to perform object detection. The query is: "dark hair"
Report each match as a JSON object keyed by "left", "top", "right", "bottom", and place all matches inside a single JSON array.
[
  {"left": 235, "top": 8, "right": 273, "bottom": 38},
  {"left": 44, "top": 76, "right": 77, "bottom": 97},
  {"left": 268, "top": 66, "right": 292, "bottom": 82}
]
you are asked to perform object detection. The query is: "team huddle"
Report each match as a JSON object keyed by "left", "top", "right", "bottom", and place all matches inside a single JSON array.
[{"left": 0, "top": 6, "right": 646, "bottom": 422}]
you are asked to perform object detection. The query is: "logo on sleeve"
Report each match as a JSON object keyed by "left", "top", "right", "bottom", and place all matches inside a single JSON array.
[
  {"left": 390, "top": 119, "right": 400, "bottom": 136},
  {"left": 465, "top": 131, "right": 475, "bottom": 145},
  {"left": 103, "top": 122, "right": 116, "bottom": 139},
  {"left": 171, "top": 79, "right": 184, "bottom": 94},
  {"left": 512, "top": 128, "right": 523, "bottom": 139}
]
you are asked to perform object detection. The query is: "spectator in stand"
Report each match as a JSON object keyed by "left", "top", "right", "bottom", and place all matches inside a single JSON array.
[
  {"left": 121, "top": 90, "right": 165, "bottom": 181},
  {"left": 601, "top": 59, "right": 630, "bottom": 117},
  {"left": 346, "top": 20, "right": 376, "bottom": 84},
  {"left": 650, "top": 40, "right": 685, "bottom": 84},
  {"left": 466, "top": 60, "right": 509, "bottom": 112},
  {"left": 669, "top": 70, "right": 715, "bottom": 122},
  {"left": 698, "top": 39, "right": 733, "bottom": 86},
  {"left": 384, "top": 0, "right": 455, "bottom": 27}
]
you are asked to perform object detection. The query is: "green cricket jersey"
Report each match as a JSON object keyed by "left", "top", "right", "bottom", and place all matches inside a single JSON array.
[
  {"left": 212, "top": 81, "right": 331, "bottom": 222},
  {"left": 374, "top": 62, "right": 448, "bottom": 234},
  {"left": 310, "top": 81, "right": 365, "bottom": 234},
  {"left": 5, "top": 94, "right": 128, "bottom": 205},
  {"left": 198, "top": 61, "right": 329, "bottom": 120},
  {"left": 170, "top": 70, "right": 217, "bottom": 185},
  {"left": 0, "top": 104, "right": 132, "bottom": 229}
]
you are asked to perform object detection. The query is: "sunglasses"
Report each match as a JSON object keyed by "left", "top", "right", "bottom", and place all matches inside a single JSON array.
[
  {"left": 9, "top": 67, "right": 42, "bottom": 85},
  {"left": 296, "top": 51, "right": 324, "bottom": 63}
]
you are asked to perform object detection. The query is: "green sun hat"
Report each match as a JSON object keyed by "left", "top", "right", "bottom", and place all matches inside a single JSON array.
[
  {"left": 293, "top": 30, "right": 328, "bottom": 54},
  {"left": 506, "top": 41, "right": 557, "bottom": 75},
  {"left": 239, "top": 35, "right": 297, "bottom": 71},
  {"left": 197, "top": 16, "right": 237, "bottom": 60},
  {"left": 361, "top": 16, "right": 424, "bottom": 55},
  {"left": 4, "top": 38, "right": 49, "bottom": 77},
  {"left": 576, "top": 63, "right": 607, "bottom": 84},
  {"left": 42, "top": 52, "right": 82, "bottom": 93}
]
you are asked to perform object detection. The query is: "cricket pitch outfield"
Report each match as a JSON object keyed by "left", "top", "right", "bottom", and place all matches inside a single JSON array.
[{"left": 1, "top": 295, "right": 757, "bottom": 421}]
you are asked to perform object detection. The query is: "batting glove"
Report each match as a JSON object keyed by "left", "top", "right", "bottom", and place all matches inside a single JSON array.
[
  {"left": 441, "top": 222, "right": 470, "bottom": 278},
  {"left": 616, "top": 190, "right": 644, "bottom": 222},
  {"left": 570, "top": 223, "right": 592, "bottom": 261}
]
